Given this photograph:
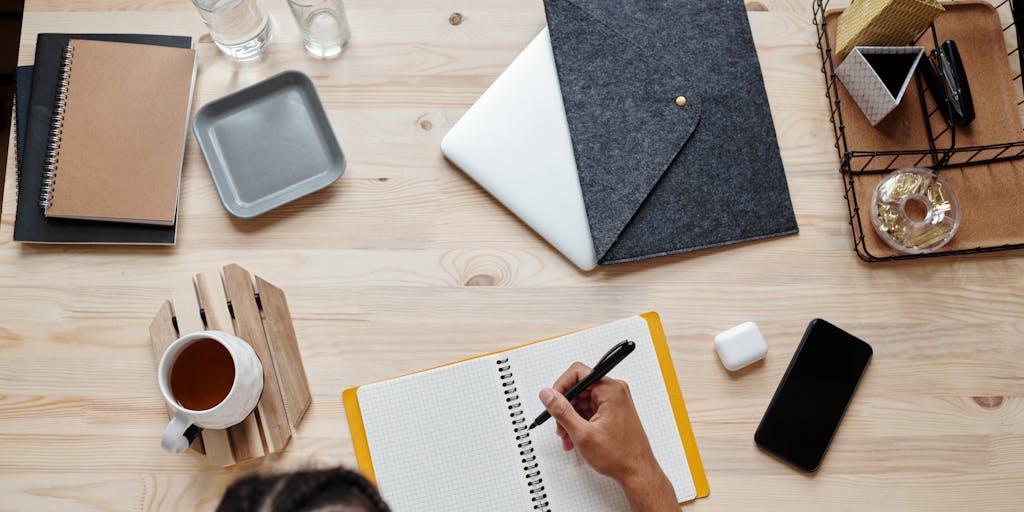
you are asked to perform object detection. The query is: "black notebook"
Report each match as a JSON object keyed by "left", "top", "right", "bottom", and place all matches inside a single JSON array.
[
  {"left": 544, "top": 0, "right": 798, "bottom": 264},
  {"left": 13, "top": 33, "right": 191, "bottom": 244}
]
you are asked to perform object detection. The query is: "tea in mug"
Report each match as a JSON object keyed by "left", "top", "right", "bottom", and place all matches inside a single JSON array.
[{"left": 170, "top": 338, "right": 235, "bottom": 411}]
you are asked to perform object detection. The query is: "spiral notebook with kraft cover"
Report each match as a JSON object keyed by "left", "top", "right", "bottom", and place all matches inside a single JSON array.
[
  {"left": 343, "top": 313, "right": 709, "bottom": 511},
  {"left": 14, "top": 33, "right": 191, "bottom": 244},
  {"left": 40, "top": 39, "right": 197, "bottom": 225}
]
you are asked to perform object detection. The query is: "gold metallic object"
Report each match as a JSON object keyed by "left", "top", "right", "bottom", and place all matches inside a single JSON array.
[
  {"left": 675, "top": 96, "right": 687, "bottom": 107},
  {"left": 870, "top": 167, "right": 960, "bottom": 254}
]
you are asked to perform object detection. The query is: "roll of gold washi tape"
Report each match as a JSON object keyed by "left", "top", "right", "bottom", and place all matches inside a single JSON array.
[{"left": 870, "top": 167, "right": 960, "bottom": 255}]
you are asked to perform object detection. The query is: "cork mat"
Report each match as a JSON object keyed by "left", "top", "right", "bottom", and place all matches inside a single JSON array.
[
  {"left": 826, "top": 1, "right": 1024, "bottom": 259},
  {"left": 149, "top": 264, "right": 312, "bottom": 467}
]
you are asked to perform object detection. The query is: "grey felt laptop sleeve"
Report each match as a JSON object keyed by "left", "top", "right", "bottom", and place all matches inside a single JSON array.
[{"left": 544, "top": 0, "right": 798, "bottom": 264}]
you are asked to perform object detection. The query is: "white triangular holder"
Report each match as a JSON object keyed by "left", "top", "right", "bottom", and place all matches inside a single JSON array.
[{"left": 836, "top": 46, "right": 925, "bottom": 126}]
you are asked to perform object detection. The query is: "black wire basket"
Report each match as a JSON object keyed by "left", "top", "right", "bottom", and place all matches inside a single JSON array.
[{"left": 813, "top": 0, "right": 1024, "bottom": 261}]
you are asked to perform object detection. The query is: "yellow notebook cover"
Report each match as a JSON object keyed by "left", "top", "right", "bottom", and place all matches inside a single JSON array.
[{"left": 342, "top": 312, "right": 709, "bottom": 501}]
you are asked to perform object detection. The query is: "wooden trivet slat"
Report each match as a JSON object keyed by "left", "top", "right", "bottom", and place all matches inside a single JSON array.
[
  {"left": 148, "top": 264, "right": 311, "bottom": 467},
  {"left": 222, "top": 264, "right": 291, "bottom": 454},
  {"left": 148, "top": 301, "right": 205, "bottom": 455},
  {"left": 195, "top": 270, "right": 265, "bottom": 463},
  {"left": 255, "top": 275, "right": 312, "bottom": 429},
  {"left": 169, "top": 277, "right": 235, "bottom": 466}
]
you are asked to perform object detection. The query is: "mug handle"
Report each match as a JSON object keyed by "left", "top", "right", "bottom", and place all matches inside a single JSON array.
[{"left": 161, "top": 413, "right": 202, "bottom": 454}]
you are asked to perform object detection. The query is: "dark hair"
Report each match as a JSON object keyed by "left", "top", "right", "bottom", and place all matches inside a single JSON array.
[{"left": 216, "top": 467, "right": 391, "bottom": 512}]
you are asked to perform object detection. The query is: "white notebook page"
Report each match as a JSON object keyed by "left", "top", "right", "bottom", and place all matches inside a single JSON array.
[
  {"left": 358, "top": 357, "right": 535, "bottom": 511},
  {"left": 508, "top": 316, "right": 696, "bottom": 510}
]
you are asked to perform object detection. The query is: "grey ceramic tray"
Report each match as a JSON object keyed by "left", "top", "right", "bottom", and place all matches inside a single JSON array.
[{"left": 193, "top": 70, "right": 345, "bottom": 218}]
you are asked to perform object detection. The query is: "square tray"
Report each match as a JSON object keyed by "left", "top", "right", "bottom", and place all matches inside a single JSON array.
[{"left": 193, "top": 70, "right": 345, "bottom": 218}]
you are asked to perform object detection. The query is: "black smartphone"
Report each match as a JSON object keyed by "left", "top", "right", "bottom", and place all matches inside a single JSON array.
[{"left": 754, "top": 319, "right": 872, "bottom": 472}]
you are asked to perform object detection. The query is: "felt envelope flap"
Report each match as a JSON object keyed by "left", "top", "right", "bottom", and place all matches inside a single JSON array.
[{"left": 544, "top": 0, "right": 703, "bottom": 259}]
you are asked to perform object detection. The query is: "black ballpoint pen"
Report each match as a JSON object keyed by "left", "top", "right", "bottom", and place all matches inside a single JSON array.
[{"left": 528, "top": 340, "right": 636, "bottom": 430}]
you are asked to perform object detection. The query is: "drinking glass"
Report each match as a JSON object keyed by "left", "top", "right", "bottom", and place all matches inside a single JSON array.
[
  {"left": 192, "top": 0, "right": 273, "bottom": 61},
  {"left": 287, "top": 0, "right": 351, "bottom": 58}
]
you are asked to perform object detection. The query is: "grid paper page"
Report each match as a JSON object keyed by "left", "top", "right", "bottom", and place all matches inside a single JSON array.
[
  {"left": 358, "top": 357, "right": 535, "bottom": 511},
  {"left": 508, "top": 315, "right": 696, "bottom": 510}
]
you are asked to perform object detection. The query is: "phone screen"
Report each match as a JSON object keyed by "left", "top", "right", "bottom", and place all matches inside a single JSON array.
[{"left": 754, "top": 319, "right": 872, "bottom": 472}]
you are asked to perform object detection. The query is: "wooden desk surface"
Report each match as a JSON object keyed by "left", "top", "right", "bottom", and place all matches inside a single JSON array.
[{"left": 2, "top": 0, "right": 1022, "bottom": 510}]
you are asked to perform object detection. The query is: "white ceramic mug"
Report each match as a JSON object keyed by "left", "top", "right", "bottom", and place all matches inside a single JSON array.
[{"left": 158, "top": 330, "right": 263, "bottom": 454}]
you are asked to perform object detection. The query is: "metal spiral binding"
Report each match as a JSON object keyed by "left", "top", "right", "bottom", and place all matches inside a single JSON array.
[
  {"left": 41, "top": 44, "right": 75, "bottom": 209},
  {"left": 496, "top": 357, "right": 549, "bottom": 511},
  {"left": 13, "top": 93, "right": 21, "bottom": 183}
]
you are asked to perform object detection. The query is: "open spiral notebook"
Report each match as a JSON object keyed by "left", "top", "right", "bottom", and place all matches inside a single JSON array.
[{"left": 343, "top": 313, "right": 709, "bottom": 511}]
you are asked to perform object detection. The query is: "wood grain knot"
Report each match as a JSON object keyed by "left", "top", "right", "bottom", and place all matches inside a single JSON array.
[
  {"left": 465, "top": 274, "right": 496, "bottom": 286},
  {"left": 444, "top": 251, "right": 514, "bottom": 287},
  {"left": 418, "top": 116, "right": 433, "bottom": 131},
  {"left": 0, "top": 327, "right": 24, "bottom": 342},
  {"left": 378, "top": 177, "right": 389, "bottom": 182},
  {"left": 972, "top": 396, "right": 1004, "bottom": 409},
  {"left": 745, "top": 1, "right": 768, "bottom": 11},
  {"left": 199, "top": 33, "right": 214, "bottom": 44},
  {"left": 449, "top": 12, "right": 463, "bottom": 25}
]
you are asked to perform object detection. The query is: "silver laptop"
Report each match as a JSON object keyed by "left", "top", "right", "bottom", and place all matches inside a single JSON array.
[{"left": 441, "top": 28, "right": 598, "bottom": 271}]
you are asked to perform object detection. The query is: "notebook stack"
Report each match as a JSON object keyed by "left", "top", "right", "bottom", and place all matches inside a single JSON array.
[{"left": 13, "top": 34, "right": 197, "bottom": 244}]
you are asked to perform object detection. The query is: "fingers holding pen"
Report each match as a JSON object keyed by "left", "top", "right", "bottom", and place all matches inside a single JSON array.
[{"left": 552, "top": 361, "right": 592, "bottom": 394}]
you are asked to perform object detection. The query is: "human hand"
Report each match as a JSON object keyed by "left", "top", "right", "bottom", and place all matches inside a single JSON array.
[{"left": 538, "top": 363, "right": 678, "bottom": 511}]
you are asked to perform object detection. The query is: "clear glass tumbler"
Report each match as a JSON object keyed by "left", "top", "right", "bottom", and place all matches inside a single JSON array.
[
  {"left": 287, "top": 0, "right": 351, "bottom": 58},
  {"left": 192, "top": 0, "right": 273, "bottom": 61}
]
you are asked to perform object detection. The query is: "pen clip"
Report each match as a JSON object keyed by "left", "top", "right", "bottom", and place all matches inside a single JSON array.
[{"left": 597, "top": 340, "right": 633, "bottom": 367}]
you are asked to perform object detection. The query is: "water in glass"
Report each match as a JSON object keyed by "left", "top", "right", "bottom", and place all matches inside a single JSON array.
[{"left": 193, "top": 0, "right": 272, "bottom": 61}]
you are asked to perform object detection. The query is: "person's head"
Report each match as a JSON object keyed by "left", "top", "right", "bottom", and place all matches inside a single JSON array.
[{"left": 216, "top": 467, "right": 390, "bottom": 512}]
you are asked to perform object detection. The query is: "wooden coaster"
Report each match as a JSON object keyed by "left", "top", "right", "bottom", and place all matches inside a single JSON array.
[{"left": 149, "top": 264, "right": 312, "bottom": 467}]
